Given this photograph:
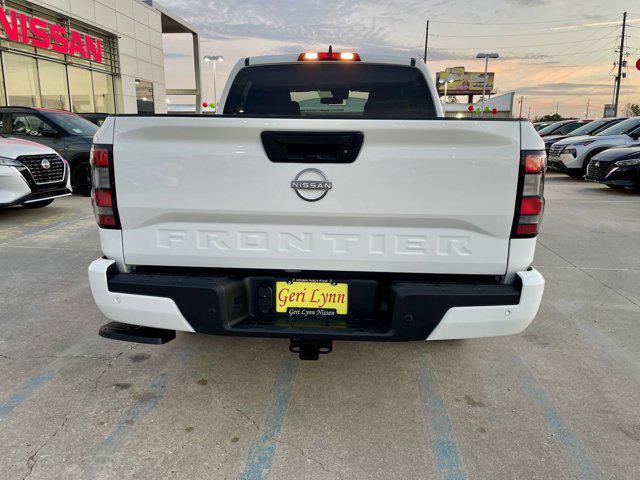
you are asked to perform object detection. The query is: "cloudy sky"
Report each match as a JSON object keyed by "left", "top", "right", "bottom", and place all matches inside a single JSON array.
[{"left": 159, "top": 0, "right": 640, "bottom": 118}]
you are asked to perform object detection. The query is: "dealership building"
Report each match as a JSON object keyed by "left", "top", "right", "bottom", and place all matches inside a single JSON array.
[{"left": 0, "top": 0, "right": 201, "bottom": 114}]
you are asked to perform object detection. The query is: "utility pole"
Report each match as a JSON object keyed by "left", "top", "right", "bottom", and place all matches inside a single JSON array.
[
  {"left": 585, "top": 98, "right": 590, "bottom": 119},
  {"left": 555, "top": 102, "right": 559, "bottom": 115},
  {"left": 423, "top": 21, "right": 429, "bottom": 63},
  {"left": 613, "top": 11, "right": 627, "bottom": 116},
  {"left": 519, "top": 96, "right": 524, "bottom": 118},
  {"left": 527, "top": 106, "right": 531, "bottom": 119}
]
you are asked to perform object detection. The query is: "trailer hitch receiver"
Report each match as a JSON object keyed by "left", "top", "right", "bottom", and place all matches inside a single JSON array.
[{"left": 289, "top": 339, "right": 333, "bottom": 360}]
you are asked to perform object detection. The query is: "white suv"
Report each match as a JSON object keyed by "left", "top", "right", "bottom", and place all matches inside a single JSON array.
[
  {"left": 0, "top": 136, "right": 71, "bottom": 208},
  {"left": 548, "top": 117, "right": 640, "bottom": 178}
]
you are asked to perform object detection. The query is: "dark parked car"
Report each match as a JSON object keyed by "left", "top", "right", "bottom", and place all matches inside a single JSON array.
[
  {"left": 0, "top": 107, "right": 98, "bottom": 195},
  {"left": 537, "top": 119, "right": 591, "bottom": 138},
  {"left": 79, "top": 112, "right": 109, "bottom": 127},
  {"left": 533, "top": 122, "right": 553, "bottom": 131},
  {"left": 543, "top": 117, "right": 626, "bottom": 153},
  {"left": 585, "top": 145, "right": 640, "bottom": 191}
]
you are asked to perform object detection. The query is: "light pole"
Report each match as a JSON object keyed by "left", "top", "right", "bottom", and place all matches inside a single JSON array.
[
  {"left": 476, "top": 53, "right": 499, "bottom": 116},
  {"left": 519, "top": 96, "right": 524, "bottom": 118},
  {"left": 203, "top": 55, "right": 224, "bottom": 111},
  {"left": 438, "top": 78, "right": 454, "bottom": 103}
]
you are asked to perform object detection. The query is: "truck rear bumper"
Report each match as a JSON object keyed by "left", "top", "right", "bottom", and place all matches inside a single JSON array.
[{"left": 88, "top": 258, "right": 544, "bottom": 341}]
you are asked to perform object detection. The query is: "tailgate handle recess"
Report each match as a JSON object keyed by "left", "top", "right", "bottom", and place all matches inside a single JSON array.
[{"left": 261, "top": 131, "right": 364, "bottom": 163}]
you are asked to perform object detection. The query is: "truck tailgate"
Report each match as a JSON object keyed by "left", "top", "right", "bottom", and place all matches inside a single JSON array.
[{"left": 112, "top": 116, "right": 521, "bottom": 275}]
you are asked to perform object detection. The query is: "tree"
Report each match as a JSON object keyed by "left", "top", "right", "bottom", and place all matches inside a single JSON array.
[
  {"left": 624, "top": 103, "right": 640, "bottom": 116},
  {"left": 534, "top": 113, "right": 566, "bottom": 122}
]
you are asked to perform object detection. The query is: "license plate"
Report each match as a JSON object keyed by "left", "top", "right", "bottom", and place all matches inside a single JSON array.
[{"left": 275, "top": 280, "right": 348, "bottom": 316}]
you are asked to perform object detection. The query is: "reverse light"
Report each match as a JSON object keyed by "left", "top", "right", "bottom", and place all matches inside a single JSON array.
[
  {"left": 524, "top": 153, "right": 545, "bottom": 173},
  {"left": 512, "top": 151, "right": 546, "bottom": 238},
  {"left": 298, "top": 51, "right": 361, "bottom": 61},
  {"left": 90, "top": 145, "right": 120, "bottom": 229}
]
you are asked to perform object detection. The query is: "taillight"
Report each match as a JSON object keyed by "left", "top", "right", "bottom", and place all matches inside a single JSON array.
[
  {"left": 512, "top": 150, "right": 545, "bottom": 238},
  {"left": 298, "top": 51, "right": 361, "bottom": 61},
  {"left": 91, "top": 145, "right": 120, "bottom": 229}
]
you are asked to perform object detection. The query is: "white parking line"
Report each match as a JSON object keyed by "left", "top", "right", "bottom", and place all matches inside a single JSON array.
[{"left": 0, "top": 214, "right": 93, "bottom": 246}]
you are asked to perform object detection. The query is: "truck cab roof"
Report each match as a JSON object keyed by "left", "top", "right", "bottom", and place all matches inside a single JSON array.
[{"left": 245, "top": 53, "right": 419, "bottom": 66}]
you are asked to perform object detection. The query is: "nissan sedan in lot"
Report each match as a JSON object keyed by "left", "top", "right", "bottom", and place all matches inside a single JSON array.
[
  {"left": 547, "top": 117, "right": 640, "bottom": 177},
  {"left": 543, "top": 117, "right": 626, "bottom": 154},
  {"left": 585, "top": 145, "right": 640, "bottom": 191},
  {"left": 0, "top": 136, "right": 71, "bottom": 208},
  {"left": 536, "top": 119, "right": 590, "bottom": 138},
  {"left": 533, "top": 121, "right": 553, "bottom": 131},
  {"left": 79, "top": 113, "right": 110, "bottom": 127},
  {"left": 0, "top": 107, "right": 98, "bottom": 196}
]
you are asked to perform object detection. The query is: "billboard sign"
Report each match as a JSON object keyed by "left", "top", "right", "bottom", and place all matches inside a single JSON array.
[
  {"left": 436, "top": 67, "right": 494, "bottom": 95},
  {"left": 603, "top": 104, "right": 615, "bottom": 118}
]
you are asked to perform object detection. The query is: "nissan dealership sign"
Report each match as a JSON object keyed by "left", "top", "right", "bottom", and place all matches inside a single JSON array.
[{"left": 0, "top": 8, "right": 103, "bottom": 63}]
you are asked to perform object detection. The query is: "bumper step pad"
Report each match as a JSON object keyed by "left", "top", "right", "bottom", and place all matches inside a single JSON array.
[{"left": 99, "top": 321, "right": 176, "bottom": 345}]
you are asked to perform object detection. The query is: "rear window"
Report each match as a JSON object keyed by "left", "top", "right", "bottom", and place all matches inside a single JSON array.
[
  {"left": 223, "top": 63, "right": 436, "bottom": 119},
  {"left": 537, "top": 122, "right": 566, "bottom": 136},
  {"left": 556, "top": 122, "right": 586, "bottom": 135},
  {"left": 568, "top": 118, "right": 619, "bottom": 137},
  {"left": 596, "top": 117, "right": 640, "bottom": 136},
  {"left": 42, "top": 111, "right": 98, "bottom": 136}
]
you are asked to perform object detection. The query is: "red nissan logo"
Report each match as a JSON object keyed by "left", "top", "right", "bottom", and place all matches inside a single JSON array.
[{"left": 0, "top": 8, "right": 103, "bottom": 63}]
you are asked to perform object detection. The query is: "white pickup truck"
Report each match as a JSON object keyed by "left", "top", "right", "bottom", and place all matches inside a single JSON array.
[{"left": 88, "top": 51, "right": 545, "bottom": 359}]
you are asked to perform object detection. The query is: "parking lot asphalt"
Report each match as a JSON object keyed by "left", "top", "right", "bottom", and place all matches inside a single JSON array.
[{"left": 1, "top": 173, "right": 639, "bottom": 480}]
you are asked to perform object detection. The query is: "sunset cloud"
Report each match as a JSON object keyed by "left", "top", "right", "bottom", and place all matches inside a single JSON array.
[{"left": 161, "top": 0, "right": 639, "bottom": 118}]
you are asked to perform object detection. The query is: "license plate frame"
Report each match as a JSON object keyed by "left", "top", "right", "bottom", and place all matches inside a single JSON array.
[{"left": 275, "top": 280, "right": 348, "bottom": 317}]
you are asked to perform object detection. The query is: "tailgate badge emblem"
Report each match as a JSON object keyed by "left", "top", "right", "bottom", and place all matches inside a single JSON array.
[
  {"left": 41, "top": 159, "right": 51, "bottom": 170},
  {"left": 291, "top": 168, "right": 332, "bottom": 202}
]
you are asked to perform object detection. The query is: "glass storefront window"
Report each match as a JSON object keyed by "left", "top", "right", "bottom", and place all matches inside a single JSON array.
[
  {"left": 0, "top": 55, "right": 6, "bottom": 106},
  {"left": 68, "top": 66, "right": 95, "bottom": 113},
  {"left": 136, "top": 79, "right": 155, "bottom": 113},
  {"left": 92, "top": 72, "right": 115, "bottom": 113},
  {"left": 6, "top": 42, "right": 36, "bottom": 55},
  {"left": 36, "top": 48, "right": 66, "bottom": 62},
  {"left": 4, "top": 53, "right": 41, "bottom": 107},
  {"left": 38, "top": 60, "right": 70, "bottom": 110}
]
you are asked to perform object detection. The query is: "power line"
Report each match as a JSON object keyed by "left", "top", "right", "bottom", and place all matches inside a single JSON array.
[
  {"left": 499, "top": 47, "right": 614, "bottom": 60},
  {"left": 430, "top": 33, "right": 618, "bottom": 51},
  {"left": 545, "top": 34, "right": 618, "bottom": 68},
  {"left": 509, "top": 51, "right": 617, "bottom": 104},
  {"left": 494, "top": 30, "right": 617, "bottom": 68},
  {"left": 427, "top": 14, "right": 622, "bottom": 25},
  {"left": 546, "top": 51, "right": 617, "bottom": 85},
  {"left": 430, "top": 25, "right": 618, "bottom": 38}
]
